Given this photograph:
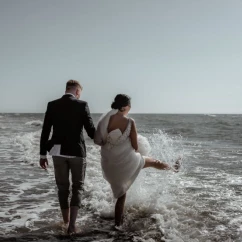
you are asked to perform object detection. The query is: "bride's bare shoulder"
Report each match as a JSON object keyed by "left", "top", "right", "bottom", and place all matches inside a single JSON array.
[{"left": 129, "top": 117, "right": 135, "bottom": 123}]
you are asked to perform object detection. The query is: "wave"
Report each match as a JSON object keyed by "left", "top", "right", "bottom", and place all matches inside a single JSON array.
[
  {"left": 204, "top": 114, "right": 217, "bottom": 117},
  {"left": 13, "top": 130, "right": 41, "bottom": 164},
  {"left": 167, "top": 127, "right": 195, "bottom": 135},
  {"left": 25, "top": 120, "right": 43, "bottom": 127}
]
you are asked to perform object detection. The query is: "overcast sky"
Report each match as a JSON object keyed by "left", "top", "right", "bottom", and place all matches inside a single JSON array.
[{"left": 0, "top": 0, "right": 241, "bottom": 113}]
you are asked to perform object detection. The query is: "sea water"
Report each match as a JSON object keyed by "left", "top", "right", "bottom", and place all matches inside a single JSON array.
[{"left": 0, "top": 113, "right": 241, "bottom": 241}]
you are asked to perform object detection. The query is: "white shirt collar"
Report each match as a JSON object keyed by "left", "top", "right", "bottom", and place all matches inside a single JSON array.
[{"left": 65, "top": 93, "right": 76, "bottom": 98}]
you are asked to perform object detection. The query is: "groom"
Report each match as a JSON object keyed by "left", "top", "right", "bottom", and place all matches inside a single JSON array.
[{"left": 39, "top": 80, "right": 95, "bottom": 234}]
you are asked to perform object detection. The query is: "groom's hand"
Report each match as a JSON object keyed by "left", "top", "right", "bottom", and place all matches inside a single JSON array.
[{"left": 39, "top": 158, "right": 48, "bottom": 170}]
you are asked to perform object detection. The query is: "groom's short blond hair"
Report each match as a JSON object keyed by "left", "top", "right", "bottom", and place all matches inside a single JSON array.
[{"left": 66, "top": 80, "right": 83, "bottom": 91}]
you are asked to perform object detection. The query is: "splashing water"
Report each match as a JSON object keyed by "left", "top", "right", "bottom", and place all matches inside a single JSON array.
[
  {"left": 137, "top": 134, "right": 152, "bottom": 156},
  {"left": 80, "top": 131, "right": 186, "bottom": 241},
  {"left": 149, "top": 129, "right": 185, "bottom": 165}
]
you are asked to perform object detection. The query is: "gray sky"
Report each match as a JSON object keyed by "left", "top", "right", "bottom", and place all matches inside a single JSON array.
[{"left": 0, "top": 0, "right": 241, "bottom": 113}]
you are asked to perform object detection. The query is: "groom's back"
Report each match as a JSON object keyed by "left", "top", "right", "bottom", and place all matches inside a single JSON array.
[
  {"left": 45, "top": 94, "right": 93, "bottom": 156},
  {"left": 49, "top": 95, "right": 88, "bottom": 139}
]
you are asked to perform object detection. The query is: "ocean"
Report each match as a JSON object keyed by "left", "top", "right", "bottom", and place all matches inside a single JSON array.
[{"left": 0, "top": 113, "right": 241, "bottom": 242}]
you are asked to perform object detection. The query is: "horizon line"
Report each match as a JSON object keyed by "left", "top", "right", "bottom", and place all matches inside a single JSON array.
[{"left": 0, "top": 112, "right": 242, "bottom": 115}]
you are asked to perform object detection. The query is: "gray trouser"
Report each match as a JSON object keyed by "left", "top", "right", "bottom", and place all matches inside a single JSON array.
[{"left": 52, "top": 156, "right": 86, "bottom": 209}]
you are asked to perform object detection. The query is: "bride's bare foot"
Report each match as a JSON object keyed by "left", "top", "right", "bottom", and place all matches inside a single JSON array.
[{"left": 173, "top": 156, "right": 182, "bottom": 172}]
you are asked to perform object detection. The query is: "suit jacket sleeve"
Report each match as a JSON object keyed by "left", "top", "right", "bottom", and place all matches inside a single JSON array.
[
  {"left": 83, "top": 103, "right": 96, "bottom": 139},
  {"left": 40, "top": 103, "right": 52, "bottom": 155}
]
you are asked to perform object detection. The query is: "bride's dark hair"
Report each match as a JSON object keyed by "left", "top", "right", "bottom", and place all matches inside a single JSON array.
[{"left": 111, "top": 94, "right": 131, "bottom": 111}]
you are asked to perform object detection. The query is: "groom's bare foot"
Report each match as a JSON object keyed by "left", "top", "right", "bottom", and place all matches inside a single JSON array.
[
  {"left": 67, "top": 224, "right": 76, "bottom": 235},
  {"left": 114, "top": 225, "right": 124, "bottom": 231},
  {"left": 61, "top": 222, "right": 69, "bottom": 232},
  {"left": 173, "top": 156, "right": 182, "bottom": 172}
]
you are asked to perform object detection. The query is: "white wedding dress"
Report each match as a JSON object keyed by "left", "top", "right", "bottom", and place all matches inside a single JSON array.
[{"left": 94, "top": 111, "right": 145, "bottom": 198}]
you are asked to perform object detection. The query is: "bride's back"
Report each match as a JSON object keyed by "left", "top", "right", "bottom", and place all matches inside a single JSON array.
[{"left": 107, "top": 114, "right": 130, "bottom": 134}]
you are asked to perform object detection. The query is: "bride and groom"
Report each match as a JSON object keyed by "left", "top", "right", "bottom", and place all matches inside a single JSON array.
[{"left": 39, "top": 80, "right": 181, "bottom": 234}]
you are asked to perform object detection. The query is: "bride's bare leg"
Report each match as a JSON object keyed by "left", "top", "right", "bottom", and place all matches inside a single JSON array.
[
  {"left": 143, "top": 157, "right": 181, "bottom": 172},
  {"left": 115, "top": 193, "right": 126, "bottom": 226}
]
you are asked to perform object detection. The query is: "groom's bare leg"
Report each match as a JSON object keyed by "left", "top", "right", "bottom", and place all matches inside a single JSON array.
[
  {"left": 61, "top": 208, "right": 70, "bottom": 225},
  {"left": 67, "top": 206, "right": 79, "bottom": 234},
  {"left": 115, "top": 193, "right": 126, "bottom": 226}
]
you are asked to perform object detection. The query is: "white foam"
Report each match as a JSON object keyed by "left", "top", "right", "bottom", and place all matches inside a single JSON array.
[
  {"left": 13, "top": 130, "right": 41, "bottom": 164},
  {"left": 204, "top": 114, "right": 217, "bottom": 117},
  {"left": 137, "top": 134, "right": 151, "bottom": 156},
  {"left": 25, "top": 120, "right": 43, "bottom": 126}
]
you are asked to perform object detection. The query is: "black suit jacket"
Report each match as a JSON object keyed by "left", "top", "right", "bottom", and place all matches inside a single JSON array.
[{"left": 40, "top": 94, "right": 95, "bottom": 157}]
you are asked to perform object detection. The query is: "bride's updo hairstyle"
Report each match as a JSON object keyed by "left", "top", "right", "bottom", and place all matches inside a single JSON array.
[{"left": 111, "top": 94, "right": 131, "bottom": 111}]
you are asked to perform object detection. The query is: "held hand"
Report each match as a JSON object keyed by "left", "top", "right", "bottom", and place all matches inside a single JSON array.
[{"left": 39, "top": 158, "right": 48, "bottom": 170}]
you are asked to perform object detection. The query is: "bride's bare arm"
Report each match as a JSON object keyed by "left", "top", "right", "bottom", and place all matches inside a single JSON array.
[
  {"left": 130, "top": 119, "right": 138, "bottom": 151},
  {"left": 94, "top": 123, "right": 103, "bottom": 146}
]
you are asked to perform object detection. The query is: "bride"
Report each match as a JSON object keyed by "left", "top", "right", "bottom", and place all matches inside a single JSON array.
[{"left": 94, "top": 94, "right": 181, "bottom": 226}]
